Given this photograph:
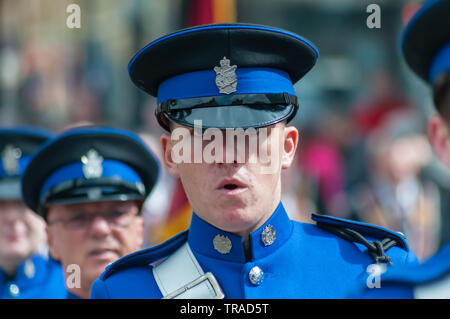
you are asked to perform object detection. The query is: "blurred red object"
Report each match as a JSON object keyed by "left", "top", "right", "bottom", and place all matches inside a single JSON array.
[
  {"left": 353, "top": 96, "right": 409, "bottom": 135},
  {"left": 401, "top": 2, "right": 422, "bottom": 26}
]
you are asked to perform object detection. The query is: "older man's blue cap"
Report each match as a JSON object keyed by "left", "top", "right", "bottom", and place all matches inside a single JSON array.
[
  {"left": 128, "top": 23, "right": 319, "bottom": 131},
  {"left": 401, "top": 0, "right": 450, "bottom": 84},
  {"left": 0, "top": 127, "right": 52, "bottom": 200},
  {"left": 21, "top": 126, "right": 160, "bottom": 216}
]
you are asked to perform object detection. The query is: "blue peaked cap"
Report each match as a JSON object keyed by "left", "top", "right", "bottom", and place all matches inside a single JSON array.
[
  {"left": 0, "top": 126, "right": 52, "bottom": 200},
  {"left": 128, "top": 23, "right": 319, "bottom": 131},
  {"left": 21, "top": 126, "right": 160, "bottom": 216},
  {"left": 401, "top": 0, "right": 450, "bottom": 84}
]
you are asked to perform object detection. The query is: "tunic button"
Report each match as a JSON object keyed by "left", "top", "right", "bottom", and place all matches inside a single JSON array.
[
  {"left": 249, "top": 266, "right": 264, "bottom": 286},
  {"left": 9, "top": 283, "right": 20, "bottom": 297}
]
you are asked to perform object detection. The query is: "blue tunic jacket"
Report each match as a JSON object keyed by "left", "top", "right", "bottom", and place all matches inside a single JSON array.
[
  {"left": 90, "top": 202, "right": 418, "bottom": 299},
  {"left": 0, "top": 254, "right": 66, "bottom": 299}
]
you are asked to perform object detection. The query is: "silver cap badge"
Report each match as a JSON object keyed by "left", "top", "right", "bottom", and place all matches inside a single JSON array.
[
  {"left": 214, "top": 56, "right": 238, "bottom": 94},
  {"left": 81, "top": 149, "right": 103, "bottom": 179},
  {"left": 261, "top": 224, "right": 276, "bottom": 246},
  {"left": 1, "top": 144, "right": 22, "bottom": 176},
  {"left": 213, "top": 234, "right": 232, "bottom": 254}
]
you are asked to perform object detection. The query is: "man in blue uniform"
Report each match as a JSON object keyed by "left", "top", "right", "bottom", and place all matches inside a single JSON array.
[
  {"left": 356, "top": 0, "right": 450, "bottom": 299},
  {"left": 21, "top": 125, "right": 159, "bottom": 298},
  {"left": 91, "top": 23, "right": 418, "bottom": 299},
  {"left": 0, "top": 127, "right": 67, "bottom": 299}
]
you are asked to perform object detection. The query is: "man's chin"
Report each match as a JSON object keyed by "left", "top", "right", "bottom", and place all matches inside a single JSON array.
[
  {"left": 84, "top": 262, "right": 115, "bottom": 283},
  {"left": 85, "top": 254, "right": 120, "bottom": 273},
  {"left": 214, "top": 208, "right": 259, "bottom": 234}
]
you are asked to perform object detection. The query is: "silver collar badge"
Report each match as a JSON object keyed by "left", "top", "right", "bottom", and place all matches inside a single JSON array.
[
  {"left": 214, "top": 56, "right": 238, "bottom": 94},
  {"left": 1, "top": 144, "right": 21, "bottom": 176},
  {"left": 81, "top": 149, "right": 103, "bottom": 179},
  {"left": 261, "top": 224, "right": 276, "bottom": 246},
  {"left": 24, "top": 259, "right": 36, "bottom": 279},
  {"left": 213, "top": 234, "right": 232, "bottom": 254}
]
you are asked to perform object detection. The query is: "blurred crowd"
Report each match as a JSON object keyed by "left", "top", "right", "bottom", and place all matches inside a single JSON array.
[{"left": 1, "top": 0, "right": 450, "bottom": 265}]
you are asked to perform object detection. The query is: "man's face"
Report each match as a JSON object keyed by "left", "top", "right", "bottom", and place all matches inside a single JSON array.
[
  {"left": 0, "top": 200, "right": 46, "bottom": 265},
  {"left": 46, "top": 200, "right": 144, "bottom": 295},
  {"left": 161, "top": 122, "right": 298, "bottom": 236}
]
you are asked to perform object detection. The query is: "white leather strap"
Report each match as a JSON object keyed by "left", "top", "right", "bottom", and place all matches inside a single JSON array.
[{"left": 152, "top": 242, "right": 224, "bottom": 299}]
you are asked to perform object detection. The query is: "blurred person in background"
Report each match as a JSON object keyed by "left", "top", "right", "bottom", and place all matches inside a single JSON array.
[
  {"left": 350, "top": 109, "right": 440, "bottom": 261},
  {"left": 357, "top": 0, "right": 450, "bottom": 298},
  {"left": 297, "top": 110, "right": 351, "bottom": 220},
  {"left": 20, "top": 126, "right": 159, "bottom": 298},
  {"left": 0, "top": 127, "right": 67, "bottom": 299}
]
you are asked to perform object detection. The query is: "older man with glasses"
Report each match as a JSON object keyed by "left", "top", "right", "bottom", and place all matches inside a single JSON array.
[{"left": 21, "top": 125, "right": 159, "bottom": 298}]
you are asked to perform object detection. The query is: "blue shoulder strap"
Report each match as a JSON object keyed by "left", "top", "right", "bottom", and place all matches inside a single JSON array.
[
  {"left": 101, "top": 231, "right": 188, "bottom": 280},
  {"left": 311, "top": 213, "right": 409, "bottom": 264}
]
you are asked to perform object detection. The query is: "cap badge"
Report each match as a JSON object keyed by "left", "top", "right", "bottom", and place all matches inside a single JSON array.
[
  {"left": 81, "top": 149, "right": 103, "bottom": 179},
  {"left": 1, "top": 144, "right": 22, "bottom": 176},
  {"left": 213, "top": 234, "right": 232, "bottom": 254},
  {"left": 214, "top": 56, "right": 238, "bottom": 94}
]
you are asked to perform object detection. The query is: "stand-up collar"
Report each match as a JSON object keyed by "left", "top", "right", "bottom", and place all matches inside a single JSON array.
[{"left": 188, "top": 202, "right": 293, "bottom": 263}]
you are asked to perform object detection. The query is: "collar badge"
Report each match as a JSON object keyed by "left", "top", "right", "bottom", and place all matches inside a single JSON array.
[
  {"left": 213, "top": 234, "right": 232, "bottom": 254},
  {"left": 261, "top": 224, "right": 276, "bottom": 246}
]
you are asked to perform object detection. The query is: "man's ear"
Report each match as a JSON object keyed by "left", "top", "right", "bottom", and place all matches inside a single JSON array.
[
  {"left": 429, "top": 114, "right": 450, "bottom": 166},
  {"left": 46, "top": 225, "right": 61, "bottom": 261},
  {"left": 281, "top": 126, "right": 299, "bottom": 170},
  {"left": 160, "top": 133, "right": 181, "bottom": 178}
]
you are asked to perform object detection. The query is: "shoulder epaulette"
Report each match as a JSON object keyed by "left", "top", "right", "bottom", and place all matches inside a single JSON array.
[
  {"left": 311, "top": 213, "right": 409, "bottom": 265},
  {"left": 101, "top": 231, "right": 188, "bottom": 280}
]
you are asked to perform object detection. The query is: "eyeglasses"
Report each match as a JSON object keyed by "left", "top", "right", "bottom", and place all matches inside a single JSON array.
[{"left": 47, "top": 210, "right": 138, "bottom": 230}]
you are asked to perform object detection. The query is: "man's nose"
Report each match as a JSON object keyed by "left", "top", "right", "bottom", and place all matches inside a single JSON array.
[
  {"left": 88, "top": 215, "right": 112, "bottom": 235},
  {"left": 223, "top": 137, "right": 251, "bottom": 164}
]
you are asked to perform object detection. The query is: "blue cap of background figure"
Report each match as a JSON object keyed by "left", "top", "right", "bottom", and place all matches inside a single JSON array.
[
  {"left": 0, "top": 127, "right": 52, "bottom": 200},
  {"left": 128, "top": 23, "right": 319, "bottom": 131},
  {"left": 21, "top": 126, "right": 160, "bottom": 218},
  {"left": 401, "top": 0, "right": 450, "bottom": 84}
]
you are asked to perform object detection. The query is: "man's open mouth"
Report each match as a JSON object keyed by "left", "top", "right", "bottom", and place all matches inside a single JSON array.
[
  {"left": 217, "top": 178, "right": 248, "bottom": 194},
  {"left": 223, "top": 184, "right": 239, "bottom": 190}
]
